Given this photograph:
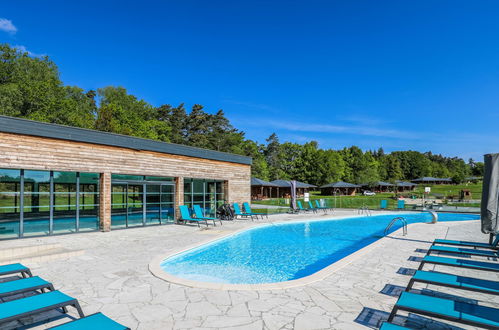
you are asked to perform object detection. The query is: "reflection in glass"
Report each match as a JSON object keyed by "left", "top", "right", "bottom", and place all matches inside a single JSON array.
[
  {"left": 111, "top": 174, "right": 175, "bottom": 229},
  {"left": 183, "top": 178, "right": 225, "bottom": 218},
  {"left": 79, "top": 172, "right": 100, "bottom": 232},
  {"left": 0, "top": 169, "right": 21, "bottom": 239},
  {"left": 23, "top": 170, "right": 51, "bottom": 237},
  {"left": 53, "top": 171, "right": 77, "bottom": 234}
]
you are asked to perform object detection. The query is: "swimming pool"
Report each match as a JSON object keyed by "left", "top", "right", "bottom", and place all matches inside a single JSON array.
[{"left": 160, "top": 213, "right": 479, "bottom": 285}]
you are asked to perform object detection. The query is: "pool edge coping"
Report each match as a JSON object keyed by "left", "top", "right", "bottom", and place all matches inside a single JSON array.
[{"left": 148, "top": 213, "right": 478, "bottom": 291}]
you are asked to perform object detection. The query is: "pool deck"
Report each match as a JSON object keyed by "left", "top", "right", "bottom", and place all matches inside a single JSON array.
[{"left": 0, "top": 210, "right": 497, "bottom": 329}]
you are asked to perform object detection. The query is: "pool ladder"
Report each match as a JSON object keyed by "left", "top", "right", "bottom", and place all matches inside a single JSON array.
[
  {"left": 384, "top": 217, "right": 408, "bottom": 236},
  {"left": 358, "top": 206, "right": 371, "bottom": 216}
]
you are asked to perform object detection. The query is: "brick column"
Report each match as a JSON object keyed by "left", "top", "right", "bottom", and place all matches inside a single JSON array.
[
  {"left": 224, "top": 180, "right": 230, "bottom": 203},
  {"left": 175, "top": 177, "right": 184, "bottom": 222},
  {"left": 99, "top": 172, "right": 112, "bottom": 232}
]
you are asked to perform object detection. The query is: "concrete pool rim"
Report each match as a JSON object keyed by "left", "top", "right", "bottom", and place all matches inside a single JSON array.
[{"left": 149, "top": 212, "right": 479, "bottom": 291}]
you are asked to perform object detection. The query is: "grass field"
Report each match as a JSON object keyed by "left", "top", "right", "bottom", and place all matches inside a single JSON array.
[{"left": 252, "top": 182, "right": 483, "bottom": 212}]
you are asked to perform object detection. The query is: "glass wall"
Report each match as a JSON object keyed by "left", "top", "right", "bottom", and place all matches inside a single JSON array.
[
  {"left": 0, "top": 169, "right": 21, "bottom": 239},
  {"left": 111, "top": 174, "right": 175, "bottom": 229},
  {"left": 0, "top": 168, "right": 100, "bottom": 240},
  {"left": 184, "top": 178, "right": 225, "bottom": 217}
]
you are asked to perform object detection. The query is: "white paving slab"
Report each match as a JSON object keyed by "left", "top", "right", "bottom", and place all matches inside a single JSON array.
[{"left": 0, "top": 210, "right": 497, "bottom": 329}]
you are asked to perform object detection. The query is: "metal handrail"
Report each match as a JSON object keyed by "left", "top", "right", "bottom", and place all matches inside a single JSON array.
[
  {"left": 358, "top": 205, "right": 371, "bottom": 216},
  {"left": 384, "top": 217, "right": 408, "bottom": 236}
]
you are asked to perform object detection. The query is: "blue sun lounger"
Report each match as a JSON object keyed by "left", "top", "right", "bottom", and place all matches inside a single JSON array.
[
  {"left": 387, "top": 291, "right": 499, "bottom": 328},
  {"left": 179, "top": 205, "right": 208, "bottom": 227},
  {"left": 243, "top": 202, "right": 267, "bottom": 219},
  {"left": 407, "top": 270, "right": 499, "bottom": 295},
  {"left": 0, "top": 263, "right": 32, "bottom": 278},
  {"left": 307, "top": 201, "right": 323, "bottom": 213},
  {"left": 0, "top": 276, "right": 54, "bottom": 298},
  {"left": 233, "top": 203, "right": 254, "bottom": 220},
  {"left": 380, "top": 200, "right": 388, "bottom": 209},
  {"left": 379, "top": 323, "right": 410, "bottom": 330},
  {"left": 419, "top": 255, "right": 499, "bottom": 272},
  {"left": 297, "top": 201, "right": 314, "bottom": 213},
  {"left": 432, "top": 236, "right": 499, "bottom": 250},
  {"left": 193, "top": 205, "right": 221, "bottom": 226},
  {"left": 314, "top": 200, "right": 330, "bottom": 211},
  {"left": 397, "top": 200, "right": 405, "bottom": 209},
  {"left": 428, "top": 245, "right": 499, "bottom": 258},
  {"left": 0, "top": 290, "right": 84, "bottom": 326},
  {"left": 49, "top": 312, "right": 130, "bottom": 330}
]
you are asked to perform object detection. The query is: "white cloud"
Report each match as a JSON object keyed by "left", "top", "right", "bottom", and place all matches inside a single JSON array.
[
  {"left": 263, "top": 120, "right": 413, "bottom": 139},
  {"left": 0, "top": 18, "right": 17, "bottom": 34},
  {"left": 13, "top": 45, "right": 45, "bottom": 58}
]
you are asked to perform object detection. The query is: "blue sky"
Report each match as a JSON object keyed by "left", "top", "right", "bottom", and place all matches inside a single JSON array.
[{"left": 1, "top": 1, "right": 498, "bottom": 161}]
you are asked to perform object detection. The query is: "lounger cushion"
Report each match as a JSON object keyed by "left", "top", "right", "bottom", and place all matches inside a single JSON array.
[
  {"left": 434, "top": 239, "right": 497, "bottom": 249},
  {"left": 412, "top": 271, "right": 499, "bottom": 294},
  {"left": 395, "top": 292, "right": 499, "bottom": 328},
  {"left": 49, "top": 312, "right": 129, "bottom": 330},
  {"left": 0, "top": 290, "right": 74, "bottom": 321},
  {"left": 380, "top": 323, "right": 410, "bottom": 330},
  {"left": 0, "top": 276, "right": 51, "bottom": 296},
  {"left": 0, "top": 263, "right": 29, "bottom": 276},
  {"left": 429, "top": 245, "right": 498, "bottom": 257},
  {"left": 422, "top": 255, "right": 499, "bottom": 272}
]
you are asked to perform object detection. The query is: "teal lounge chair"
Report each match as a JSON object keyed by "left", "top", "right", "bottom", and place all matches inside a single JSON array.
[
  {"left": 307, "top": 201, "right": 320, "bottom": 213},
  {"left": 179, "top": 205, "right": 208, "bottom": 227},
  {"left": 0, "top": 290, "right": 84, "bottom": 326},
  {"left": 432, "top": 237, "right": 498, "bottom": 250},
  {"left": 427, "top": 245, "right": 499, "bottom": 258},
  {"left": 0, "top": 263, "right": 32, "bottom": 278},
  {"left": 243, "top": 202, "right": 267, "bottom": 219},
  {"left": 380, "top": 200, "right": 388, "bottom": 209},
  {"left": 387, "top": 291, "right": 499, "bottom": 328},
  {"left": 297, "top": 201, "right": 314, "bottom": 213},
  {"left": 233, "top": 203, "right": 254, "bottom": 220},
  {"left": 193, "top": 205, "right": 221, "bottom": 226},
  {"left": 0, "top": 276, "right": 54, "bottom": 298},
  {"left": 49, "top": 312, "right": 130, "bottom": 330},
  {"left": 397, "top": 200, "right": 405, "bottom": 209},
  {"left": 419, "top": 255, "right": 499, "bottom": 272},
  {"left": 314, "top": 200, "right": 329, "bottom": 212},
  {"left": 407, "top": 270, "right": 499, "bottom": 295},
  {"left": 379, "top": 323, "right": 410, "bottom": 330}
]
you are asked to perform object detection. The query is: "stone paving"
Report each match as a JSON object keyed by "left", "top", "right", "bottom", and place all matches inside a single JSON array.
[{"left": 0, "top": 210, "right": 497, "bottom": 329}]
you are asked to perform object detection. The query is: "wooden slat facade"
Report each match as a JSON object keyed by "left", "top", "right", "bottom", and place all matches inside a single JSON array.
[{"left": 0, "top": 132, "right": 251, "bottom": 231}]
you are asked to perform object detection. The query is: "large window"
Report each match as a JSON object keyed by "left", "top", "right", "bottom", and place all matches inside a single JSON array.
[
  {"left": 184, "top": 178, "right": 225, "bottom": 217},
  {"left": 0, "top": 168, "right": 100, "bottom": 240},
  {"left": 111, "top": 174, "right": 174, "bottom": 229},
  {"left": 0, "top": 169, "right": 21, "bottom": 239}
]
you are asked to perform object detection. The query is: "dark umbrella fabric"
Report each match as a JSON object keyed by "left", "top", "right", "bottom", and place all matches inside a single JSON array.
[
  {"left": 290, "top": 180, "right": 297, "bottom": 211},
  {"left": 481, "top": 153, "right": 499, "bottom": 236}
]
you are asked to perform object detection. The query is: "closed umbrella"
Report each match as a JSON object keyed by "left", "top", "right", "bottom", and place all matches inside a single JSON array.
[
  {"left": 290, "top": 180, "right": 297, "bottom": 212},
  {"left": 481, "top": 153, "right": 499, "bottom": 243}
]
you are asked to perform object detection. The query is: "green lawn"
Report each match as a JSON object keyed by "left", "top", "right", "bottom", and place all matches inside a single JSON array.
[{"left": 252, "top": 182, "right": 483, "bottom": 212}]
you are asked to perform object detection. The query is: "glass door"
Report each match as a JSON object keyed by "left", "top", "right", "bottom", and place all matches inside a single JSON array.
[
  {"left": 111, "top": 183, "right": 127, "bottom": 229},
  {"left": 126, "top": 183, "right": 144, "bottom": 227},
  {"left": 160, "top": 184, "right": 175, "bottom": 223}
]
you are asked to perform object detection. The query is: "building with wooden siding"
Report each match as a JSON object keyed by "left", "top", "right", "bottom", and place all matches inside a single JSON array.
[{"left": 0, "top": 116, "right": 251, "bottom": 240}]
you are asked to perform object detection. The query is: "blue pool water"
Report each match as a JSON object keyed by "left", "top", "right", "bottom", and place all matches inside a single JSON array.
[{"left": 160, "top": 213, "right": 480, "bottom": 284}]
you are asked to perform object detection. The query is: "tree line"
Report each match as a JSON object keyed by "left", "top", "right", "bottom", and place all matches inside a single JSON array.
[{"left": 0, "top": 44, "right": 484, "bottom": 186}]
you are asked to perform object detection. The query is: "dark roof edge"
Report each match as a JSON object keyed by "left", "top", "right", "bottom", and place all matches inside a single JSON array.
[{"left": 0, "top": 116, "right": 252, "bottom": 165}]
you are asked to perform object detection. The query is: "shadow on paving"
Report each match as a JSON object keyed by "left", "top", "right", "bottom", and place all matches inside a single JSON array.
[{"left": 354, "top": 307, "right": 466, "bottom": 329}]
